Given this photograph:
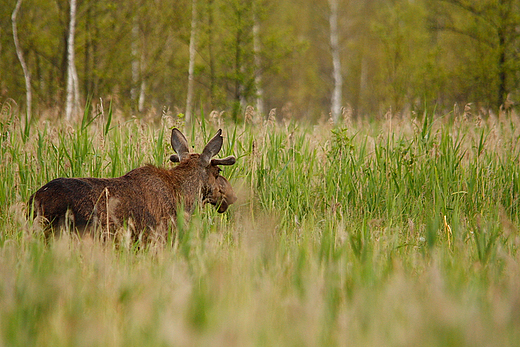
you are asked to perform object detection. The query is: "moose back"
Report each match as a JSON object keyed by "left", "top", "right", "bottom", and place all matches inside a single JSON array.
[{"left": 28, "top": 128, "right": 237, "bottom": 238}]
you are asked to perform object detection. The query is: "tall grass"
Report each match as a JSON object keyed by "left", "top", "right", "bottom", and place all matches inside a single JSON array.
[{"left": 1, "top": 106, "right": 519, "bottom": 346}]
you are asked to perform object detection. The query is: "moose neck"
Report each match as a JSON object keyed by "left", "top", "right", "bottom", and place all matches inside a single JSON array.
[{"left": 168, "top": 159, "right": 208, "bottom": 213}]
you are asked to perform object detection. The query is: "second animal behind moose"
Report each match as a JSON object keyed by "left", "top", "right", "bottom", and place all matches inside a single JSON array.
[{"left": 29, "top": 128, "right": 237, "bottom": 241}]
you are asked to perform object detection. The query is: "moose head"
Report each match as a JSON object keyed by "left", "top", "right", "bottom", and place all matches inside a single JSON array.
[{"left": 169, "top": 128, "right": 237, "bottom": 213}]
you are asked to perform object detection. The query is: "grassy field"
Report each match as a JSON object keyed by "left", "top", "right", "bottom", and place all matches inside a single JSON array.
[{"left": 1, "top": 106, "right": 520, "bottom": 346}]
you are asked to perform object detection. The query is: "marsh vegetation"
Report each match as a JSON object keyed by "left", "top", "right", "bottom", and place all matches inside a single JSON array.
[{"left": 1, "top": 107, "right": 519, "bottom": 346}]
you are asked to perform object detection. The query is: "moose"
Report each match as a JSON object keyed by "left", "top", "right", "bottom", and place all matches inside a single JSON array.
[{"left": 28, "top": 128, "right": 237, "bottom": 240}]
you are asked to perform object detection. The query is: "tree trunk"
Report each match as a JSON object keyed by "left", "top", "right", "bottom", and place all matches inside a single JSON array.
[
  {"left": 131, "top": 18, "right": 139, "bottom": 106},
  {"left": 65, "top": 0, "right": 80, "bottom": 121},
  {"left": 329, "top": 0, "right": 343, "bottom": 124},
  {"left": 186, "top": 0, "right": 198, "bottom": 125},
  {"left": 233, "top": 6, "right": 246, "bottom": 121},
  {"left": 253, "top": 8, "right": 265, "bottom": 118},
  {"left": 207, "top": 0, "right": 216, "bottom": 104},
  {"left": 131, "top": 18, "right": 146, "bottom": 113},
  {"left": 497, "top": 22, "right": 507, "bottom": 109},
  {"left": 138, "top": 77, "right": 146, "bottom": 113},
  {"left": 12, "top": 0, "right": 32, "bottom": 121},
  {"left": 84, "top": 4, "right": 91, "bottom": 97}
]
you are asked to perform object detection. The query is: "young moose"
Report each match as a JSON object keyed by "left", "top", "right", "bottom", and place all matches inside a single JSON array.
[{"left": 29, "top": 128, "right": 237, "bottom": 239}]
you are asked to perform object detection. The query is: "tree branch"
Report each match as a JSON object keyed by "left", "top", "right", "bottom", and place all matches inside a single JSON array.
[{"left": 12, "top": 0, "right": 32, "bottom": 120}]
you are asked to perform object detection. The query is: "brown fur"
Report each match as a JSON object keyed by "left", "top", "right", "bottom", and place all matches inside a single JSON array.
[{"left": 28, "top": 129, "right": 237, "bottom": 240}]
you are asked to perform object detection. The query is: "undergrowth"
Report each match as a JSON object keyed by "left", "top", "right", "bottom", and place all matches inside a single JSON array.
[{"left": 0, "top": 107, "right": 519, "bottom": 346}]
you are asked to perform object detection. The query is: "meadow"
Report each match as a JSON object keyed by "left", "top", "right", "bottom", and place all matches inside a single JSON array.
[{"left": 1, "top": 104, "right": 520, "bottom": 346}]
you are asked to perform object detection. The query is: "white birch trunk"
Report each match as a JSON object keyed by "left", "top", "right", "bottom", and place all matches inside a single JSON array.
[
  {"left": 12, "top": 0, "right": 32, "bottom": 121},
  {"left": 138, "top": 75, "right": 146, "bottom": 113},
  {"left": 131, "top": 19, "right": 139, "bottom": 103},
  {"left": 65, "top": 0, "right": 79, "bottom": 121},
  {"left": 185, "top": 0, "right": 197, "bottom": 124},
  {"left": 131, "top": 18, "right": 146, "bottom": 113},
  {"left": 329, "top": 0, "right": 343, "bottom": 124},
  {"left": 253, "top": 9, "right": 265, "bottom": 118}
]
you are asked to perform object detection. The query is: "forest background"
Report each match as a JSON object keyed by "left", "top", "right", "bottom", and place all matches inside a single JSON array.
[{"left": 1, "top": 0, "right": 520, "bottom": 122}]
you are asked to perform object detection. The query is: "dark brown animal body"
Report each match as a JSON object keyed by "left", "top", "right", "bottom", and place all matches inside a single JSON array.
[{"left": 29, "top": 129, "right": 237, "bottom": 238}]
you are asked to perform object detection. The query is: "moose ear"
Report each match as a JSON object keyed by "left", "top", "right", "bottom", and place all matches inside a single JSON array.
[
  {"left": 200, "top": 129, "right": 223, "bottom": 166},
  {"left": 211, "top": 156, "right": 236, "bottom": 166},
  {"left": 171, "top": 128, "right": 190, "bottom": 161}
]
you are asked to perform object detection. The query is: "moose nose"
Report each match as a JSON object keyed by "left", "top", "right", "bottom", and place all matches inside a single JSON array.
[{"left": 227, "top": 192, "right": 237, "bottom": 205}]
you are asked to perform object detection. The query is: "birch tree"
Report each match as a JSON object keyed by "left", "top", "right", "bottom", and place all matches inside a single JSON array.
[
  {"left": 12, "top": 0, "right": 32, "bottom": 120},
  {"left": 329, "top": 0, "right": 343, "bottom": 124},
  {"left": 253, "top": 5, "right": 265, "bottom": 117},
  {"left": 131, "top": 17, "right": 146, "bottom": 113},
  {"left": 186, "top": 0, "right": 198, "bottom": 124},
  {"left": 65, "top": 0, "right": 80, "bottom": 121}
]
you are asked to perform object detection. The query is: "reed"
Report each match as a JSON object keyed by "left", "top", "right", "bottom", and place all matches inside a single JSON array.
[{"left": 1, "top": 106, "right": 519, "bottom": 346}]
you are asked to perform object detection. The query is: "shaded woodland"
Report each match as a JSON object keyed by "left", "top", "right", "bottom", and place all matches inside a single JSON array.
[{"left": 1, "top": 0, "right": 519, "bottom": 122}]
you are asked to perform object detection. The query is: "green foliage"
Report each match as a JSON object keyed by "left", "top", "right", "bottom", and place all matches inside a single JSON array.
[
  {"left": 3, "top": 0, "right": 520, "bottom": 121},
  {"left": 428, "top": 0, "right": 520, "bottom": 108}
]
